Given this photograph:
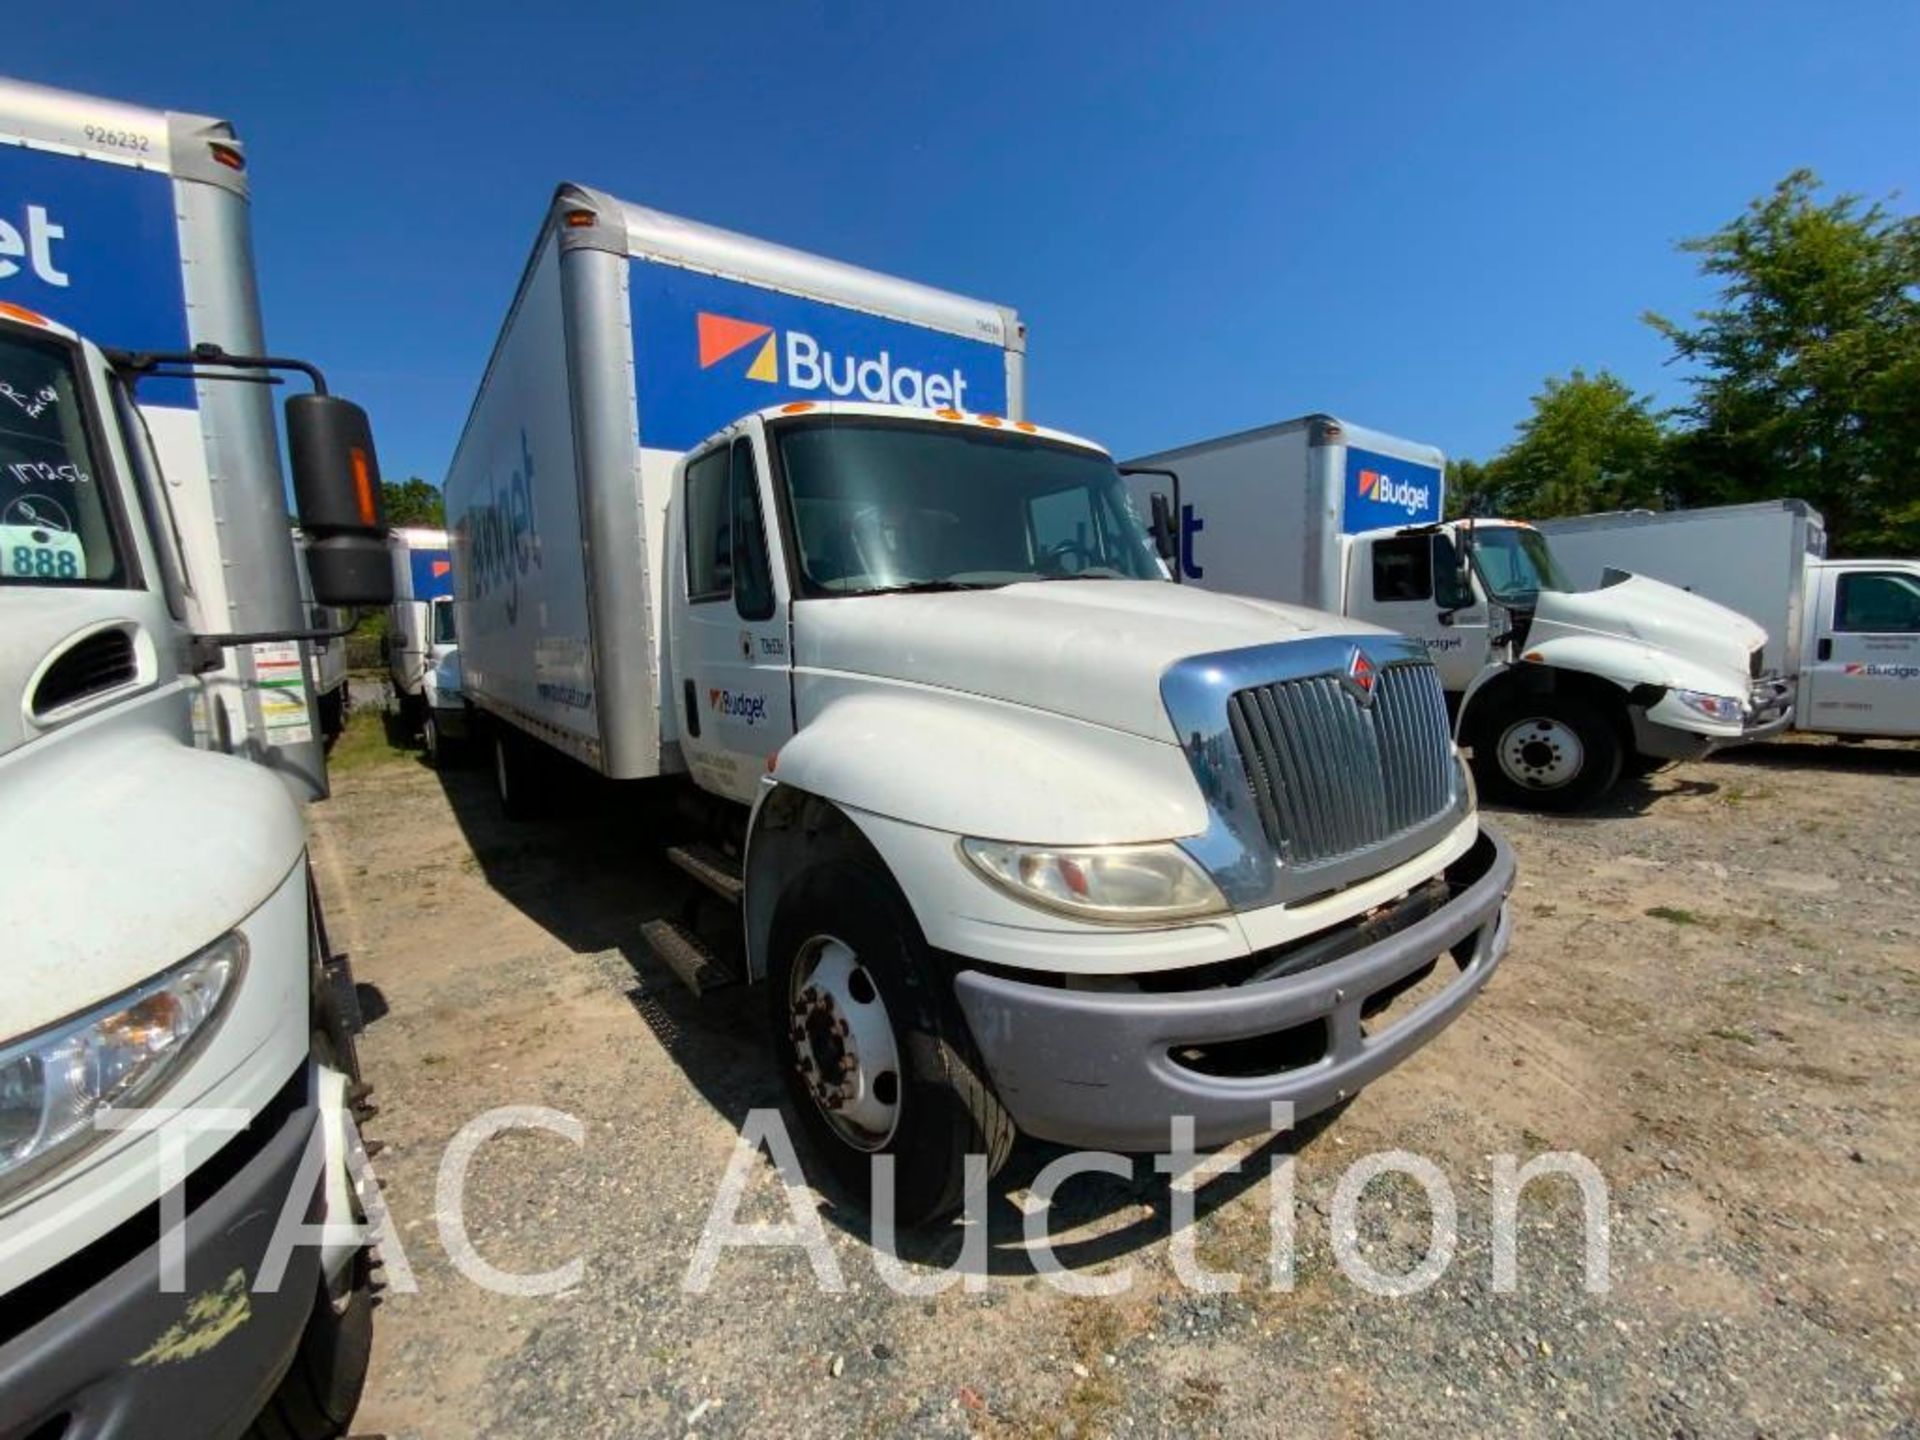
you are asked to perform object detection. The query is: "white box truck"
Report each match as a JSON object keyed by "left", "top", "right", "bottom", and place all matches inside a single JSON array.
[
  {"left": 0, "top": 78, "right": 386, "bottom": 1439},
  {"left": 1537, "top": 501, "right": 1920, "bottom": 741},
  {"left": 446, "top": 187, "right": 1516, "bottom": 1224},
  {"left": 1127, "top": 416, "right": 1792, "bottom": 809},
  {"left": 385, "top": 525, "right": 454, "bottom": 729}
]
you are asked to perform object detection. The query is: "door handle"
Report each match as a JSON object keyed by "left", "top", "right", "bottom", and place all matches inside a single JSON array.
[
  {"left": 683, "top": 679, "right": 700, "bottom": 738},
  {"left": 1817, "top": 638, "right": 1832, "bottom": 662}
]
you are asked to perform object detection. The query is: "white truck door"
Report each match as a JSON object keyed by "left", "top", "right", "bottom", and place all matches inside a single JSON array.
[
  {"left": 672, "top": 433, "right": 796, "bottom": 801},
  {"left": 1346, "top": 531, "right": 1489, "bottom": 695},
  {"left": 1803, "top": 565, "right": 1920, "bottom": 737}
]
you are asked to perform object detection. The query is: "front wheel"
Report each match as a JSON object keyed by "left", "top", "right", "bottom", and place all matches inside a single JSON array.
[
  {"left": 1471, "top": 693, "right": 1624, "bottom": 812},
  {"left": 767, "top": 858, "right": 1014, "bottom": 1226}
]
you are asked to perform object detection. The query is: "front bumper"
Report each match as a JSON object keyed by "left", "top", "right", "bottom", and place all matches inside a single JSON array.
[
  {"left": 0, "top": 1068, "right": 324, "bottom": 1440},
  {"left": 952, "top": 828, "right": 1515, "bottom": 1151}
]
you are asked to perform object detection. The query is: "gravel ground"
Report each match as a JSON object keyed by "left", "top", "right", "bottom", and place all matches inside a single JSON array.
[{"left": 309, "top": 727, "right": 1920, "bottom": 1438}]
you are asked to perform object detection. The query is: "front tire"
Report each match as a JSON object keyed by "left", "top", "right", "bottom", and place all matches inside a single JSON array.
[
  {"left": 766, "top": 857, "right": 1014, "bottom": 1226},
  {"left": 1472, "top": 692, "right": 1624, "bottom": 812}
]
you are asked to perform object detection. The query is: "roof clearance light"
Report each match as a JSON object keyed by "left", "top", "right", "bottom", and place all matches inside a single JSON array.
[
  {"left": 564, "top": 209, "right": 597, "bottom": 228},
  {"left": 978, "top": 414, "right": 1003, "bottom": 428},
  {"left": 1014, "top": 421, "right": 1037, "bottom": 433},
  {"left": 934, "top": 408, "right": 964, "bottom": 421},
  {"left": 208, "top": 142, "right": 246, "bottom": 172},
  {"left": 0, "top": 302, "right": 49, "bottom": 327},
  {"left": 780, "top": 401, "right": 816, "bottom": 414}
]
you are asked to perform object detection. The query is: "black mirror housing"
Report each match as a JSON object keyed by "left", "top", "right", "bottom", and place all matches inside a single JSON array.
[
  {"left": 287, "top": 393, "right": 393, "bottom": 607},
  {"left": 1148, "top": 491, "right": 1178, "bottom": 563}
]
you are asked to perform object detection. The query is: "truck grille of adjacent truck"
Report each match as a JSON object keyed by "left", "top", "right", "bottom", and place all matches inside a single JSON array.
[{"left": 1227, "top": 661, "right": 1455, "bottom": 865}]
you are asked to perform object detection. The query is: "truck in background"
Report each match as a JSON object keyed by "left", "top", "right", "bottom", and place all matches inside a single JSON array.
[
  {"left": 445, "top": 188, "right": 1514, "bottom": 1224},
  {"left": 386, "top": 525, "right": 453, "bottom": 730},
  {"left": 0, "top": 79, "right": 388, "bottom": 1440},
  {"left": 1537, "top": 501, "right": 1920, "bottom": 742},
  {"left": 1127, "top": 416, "right": 1791, "bottom": 809}
]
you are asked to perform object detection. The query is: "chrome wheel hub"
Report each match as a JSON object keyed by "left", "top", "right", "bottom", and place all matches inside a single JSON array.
[
  {"left": 787, "top": 936, "right": 900, "bottom": 1151},
  {"left": 1498, "top": 716, "right": 1584, "bottom": 789}
]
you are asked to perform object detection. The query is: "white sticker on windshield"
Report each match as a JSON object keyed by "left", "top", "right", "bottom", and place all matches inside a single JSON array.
[{"left": 0, "top": 520, "right": 86, "bottom": 581}]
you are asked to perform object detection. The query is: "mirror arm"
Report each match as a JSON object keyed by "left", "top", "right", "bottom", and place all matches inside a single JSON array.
[
  {"left": 1119, "top": 465, "right": 1183, "bottom": 583},
  {"left": 106, "top": 344, "right": 331, "bottom": 397},
  {"left": 187, "top": 609, "right": 366, "bottom": 674}
]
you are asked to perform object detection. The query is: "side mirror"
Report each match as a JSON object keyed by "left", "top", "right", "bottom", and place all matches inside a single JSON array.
[
  {"left": 1149, "top": 492, "right": 1178, "bottom": 565},
  {"left": 287, "top": 393, "right": 393, "bottom": 607}
]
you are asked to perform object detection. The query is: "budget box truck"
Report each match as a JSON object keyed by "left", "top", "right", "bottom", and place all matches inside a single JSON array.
[
  {"left": 385, "top": 525, "right": 454, "bottom": 730},
  {"left": 1, "top": 78, "right": 388, "bottom": 1440},
  {"left": 1128, "top": 416, "right": 1792, "bottom": 810},
  {"left": 1537, "top": 501, "right": 1920, "bottom": 741},
  {"left": 445, "top": 187, "right": 1515, "bottom": 1224}
]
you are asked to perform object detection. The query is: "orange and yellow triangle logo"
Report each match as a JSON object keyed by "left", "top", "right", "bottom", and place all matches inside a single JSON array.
[{"left": 697, "top": 312, "right": 778, "bottom": 383}]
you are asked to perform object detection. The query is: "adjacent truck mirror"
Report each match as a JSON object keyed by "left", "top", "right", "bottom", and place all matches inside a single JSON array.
[
  {"left": 1149, "top": 492, "right": 1178, "bottom": 564},
  {"left": 287, "top": 393, "right": 394, "bottom": 608}
]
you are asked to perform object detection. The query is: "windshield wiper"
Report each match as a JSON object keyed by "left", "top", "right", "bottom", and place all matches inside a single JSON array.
[{"left": 850, "top": 579, "right": 1003, "bottom": 596}]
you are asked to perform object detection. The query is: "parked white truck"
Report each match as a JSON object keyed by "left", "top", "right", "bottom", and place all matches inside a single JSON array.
[
  {"left": 385, "top": 525, "right": 454, "bottom": 730},
  {"left": 1537, "top": 500, "right": 1920, "bottom": 741},
  {"left": 0, "top": 79, "right": 387, "bottom": 1440},
  {"left": 446, "top": 188, "right": 1515, "bottom": 1223},
  {"left": 1127, "top": 417, "right": 1792, "bottom": 809}
]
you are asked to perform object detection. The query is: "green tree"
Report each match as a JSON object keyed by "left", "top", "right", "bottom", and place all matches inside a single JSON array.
[
  {"left": 1647, "top": 170, "right": 1920, "bottom": 554},
  {"left": 382, "top": 477, "right": 445, "bottom": 528},
  {"left": 1485, "top": 369, "right": 1669, "bottom": 518},
  {"left": 1444, "top": 456, "right": 1510, "bottom": 518}
]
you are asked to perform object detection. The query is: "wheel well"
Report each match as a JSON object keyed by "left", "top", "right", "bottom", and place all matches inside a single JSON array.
[
  {"left": 743, "top": 787, "right": 887, "bottom": 983},
  {"left": 1461, "top": 666, "right": 1635, "bottom": 750}
]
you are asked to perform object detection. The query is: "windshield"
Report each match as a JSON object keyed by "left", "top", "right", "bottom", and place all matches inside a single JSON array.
[
  {"left": 771, "top": 417, "right": 1165, "bottom": 596},
  {"left": 1468, "top": 525, "right": 1572, "bottom": 605},
  {"left": 431, "top": 596, "right": 457, "bottom": 645},
  {"left": 0, "top": 328, "right": 126, "bottom": 587}
]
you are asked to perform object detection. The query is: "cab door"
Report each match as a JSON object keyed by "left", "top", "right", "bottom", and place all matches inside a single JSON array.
[
  {"left": 1346, "top": 531, "right": 1489, "bottom": 695},
  {"left": 669, "top": 429, "right": 795, "bottom": 802},
  {"left": 1803, "top": 566, "right": 1920, "bottom": 737}
]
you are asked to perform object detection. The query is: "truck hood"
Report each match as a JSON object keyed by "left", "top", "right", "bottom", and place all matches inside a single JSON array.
[
  {"left": 0, "top": 721, "right": 307, "bottom": 1036},
  {"left": 794, "top": 579, "right": 1380, "bottom": 741},
  {"left": 1530, "top": 574, "right": 1765, "bottom": 683}
]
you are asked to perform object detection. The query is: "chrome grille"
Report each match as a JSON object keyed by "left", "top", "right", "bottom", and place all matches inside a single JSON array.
[{"left": 1225, "top": 661, "right": 1455, "bottom": 867}]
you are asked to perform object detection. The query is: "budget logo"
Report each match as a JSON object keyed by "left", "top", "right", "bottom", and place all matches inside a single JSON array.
[
  {"left": 697, "top": 313, "right": 780, "bottom": 383},
  {"left": 1357, "top": 468, "right": 1432, "bottom": 516}
]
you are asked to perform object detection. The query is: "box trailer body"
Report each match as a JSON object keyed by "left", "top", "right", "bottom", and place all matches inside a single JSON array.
[
  {"left": 0, "top": 79, "right": 384, "bottom": 1439},
  {"left": 446, "top": 193, "right": 1514, "bottom": 1223},
  {"left": 387, "top": 525, "right": 454, "bottom": 713},
  {"left": 0, "top": 75, "right": 329, "bottom": 798},
  {"left": 1129, "top": 417, "right": 1787, "bottom": 808},
  {"left": 1537, "top": 502, "right": 1920, "bottom": 740},
  {"left": 445, "top": 185, "right": 1025, "bottom": 781}
]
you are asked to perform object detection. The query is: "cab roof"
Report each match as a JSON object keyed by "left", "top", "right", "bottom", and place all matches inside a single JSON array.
[{"left": 699, "top": 400, "right": 1108, "bottom": 457}]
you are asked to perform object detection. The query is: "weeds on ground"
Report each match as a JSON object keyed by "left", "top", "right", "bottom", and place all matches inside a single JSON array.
[{"left": 328, "top": 708, "right": 418, "bottom": 775}]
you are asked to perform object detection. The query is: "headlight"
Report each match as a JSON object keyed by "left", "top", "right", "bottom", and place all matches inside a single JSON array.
[
  {"left": 960, "top": 838, "right": 1227, "bottom": 923},
  {"left": 0, "top": 932, "right": 246, "bottom": 1200},
  {"left": 1673, "top": 689, "right": 1746, "bottom": 723}
]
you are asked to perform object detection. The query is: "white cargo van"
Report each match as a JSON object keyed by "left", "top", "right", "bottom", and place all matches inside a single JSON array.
[
  {"left": 446, "top": 188, "right": 1516, "bottom": 1223},
  {"left": 385, "top": 525, "right": 453, "bottom": 727},
  {"left": 1127, "top": 417, "right": 1791, "bottom": 809},
  {"left": 1537, "top": 501, "right": 1920, "bottom": 741},
  {"left": 0, "top": 79, "right": 386, "bottom": 1439}
]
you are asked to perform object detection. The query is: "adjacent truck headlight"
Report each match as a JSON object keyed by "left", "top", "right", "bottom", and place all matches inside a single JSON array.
[
  {"left": 961, "top": 838, "right": 1228, "bottom": 923},
  {"left": 1673, "top": 689, "right": 1747, "bottom": 723},
  {"left": 0, "top": 932, "right": 246, "bottom": 1200}
]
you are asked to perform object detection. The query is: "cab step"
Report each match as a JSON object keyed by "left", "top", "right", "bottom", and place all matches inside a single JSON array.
[
  {"left": 641, "top": 917, "right": 741, "bottom": 996},
  {"left": 665, "top": 842, "right": 744, "bottom": 905}
]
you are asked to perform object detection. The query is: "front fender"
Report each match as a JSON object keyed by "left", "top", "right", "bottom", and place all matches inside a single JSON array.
[
  {"left": 769, "top": 683, "right": 1206, "bottom": 845},
  {"left": 1520, "top": 632, "right": 1740, "bottom": 697}
]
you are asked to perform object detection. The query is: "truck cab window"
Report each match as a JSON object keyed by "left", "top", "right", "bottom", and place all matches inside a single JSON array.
[
  {"left": 1834, "top": 571, "right": 1920, "bottom": 633},
  {"left": 685, "top": 446, "right": 731, "bottom": 602},
  {"left": 1371, "top": 536, "right": 1432, "bottom": 602},
  {"left": 431, "top": 596, "right": 458, "bottom": 645},
  {"left": 730, "top": 438, "right": 775, "bottom": 621},
  {"left": 0, "top": 329, "right": 126, "bottom": 587}
]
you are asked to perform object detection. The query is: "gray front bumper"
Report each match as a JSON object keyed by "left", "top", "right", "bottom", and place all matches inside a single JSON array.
[{"left": 953, "top": 828, "right": 1515, "bottom": 1152}]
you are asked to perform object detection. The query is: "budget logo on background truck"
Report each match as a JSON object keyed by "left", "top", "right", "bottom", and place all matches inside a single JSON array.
[
  {"left": 0, "top": 77, "right": 390, "bottom": 1440},
  {"left": 1129, "top": 416, "right": 1792, "bottom": 810},
  {"left": 445, "top": 185, "right": 1514, "bottom": 1226}
]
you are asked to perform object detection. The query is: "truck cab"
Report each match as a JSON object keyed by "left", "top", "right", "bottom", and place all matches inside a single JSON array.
[
  {"left": 657, "top": 401, "right": 1516, "bottom": 1221},
  {"left": 1343, "top": 517, "right": 1790, "bottom": 804},
  {"left": 0, "top": 305, "right": 388, "bottom": 1440},
  {"left": 1799, "top": 559, "right": 1920, "bottom": 738}
]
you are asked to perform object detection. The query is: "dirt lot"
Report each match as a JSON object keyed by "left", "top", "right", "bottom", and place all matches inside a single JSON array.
[{"left": 310, "top": 719, "right": 1920, "bottom": 1439}]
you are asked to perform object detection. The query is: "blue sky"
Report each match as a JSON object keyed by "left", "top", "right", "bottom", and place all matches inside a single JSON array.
[{"left": 9, "top": 2, "right": 1916, "bottom": 483}]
